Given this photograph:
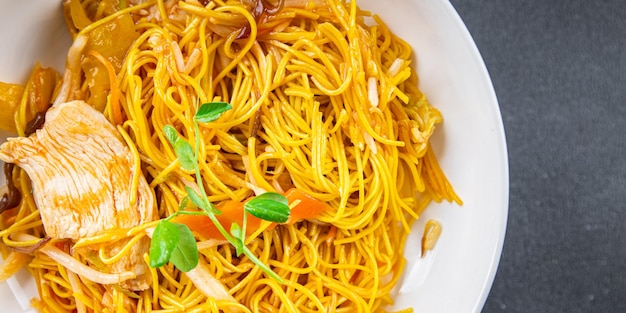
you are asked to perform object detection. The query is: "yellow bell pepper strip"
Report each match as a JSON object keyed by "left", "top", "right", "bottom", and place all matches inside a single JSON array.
[
  {"left": 88, "top": 50, "right": 123, "bottom": 125},
  {"left": 68, "top": 0, "right": 93, "bottom": 32},
  {"left": 0, "top": 83, "right": 24, "bottom": 133},
  {"left": 2, "top": 63, "right": 61, "bottom": 136},
  {"left": 28, "top": 65, "right": 60, "bottom": 115},
  {"left": 81, "top": 12, "right": 138, "bottom": 113}
]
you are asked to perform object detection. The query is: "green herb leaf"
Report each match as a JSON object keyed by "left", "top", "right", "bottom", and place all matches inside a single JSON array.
[
  {"left": 149, "top": 220, "right": 180, "bottom": 268},
  {"left": 229, "top": 223, "right": 244, "bottom": 256},
  {"left": 185, "top": 186, "right": 222, "bottom": 215},
  {"left": 178, "top": 196, "right": 189, "bottom": 211},
  {"left": 163, "top": 125, "right": 179, "bottom": 146},
  {"left": 253, "top": 192, "right": 289, "bottom": 206},
  {"left": 207, "top": 202, "right": 221, "bottom": 215},
  {"left": 154, "top": 102, "right": 284, "bottom": 281},
  {"left": 195, "top": 102, "right": 232, "bottom": 123},
  {"left": 244, "top": 192, "right": 290, "bottom": 223},
  {"left": 169, "top": 223, "right": 199, "bottom": 272},
  {"left": 174, "top": 139, "right": 196, "bottom": 171},
  {"left": 186, "top": 186, "right": 208, "bottom": 211}
]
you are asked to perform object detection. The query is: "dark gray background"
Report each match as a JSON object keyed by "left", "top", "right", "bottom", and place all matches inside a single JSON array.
[{"left": 447, "top": 0, "right": 626, "bottom": 312}]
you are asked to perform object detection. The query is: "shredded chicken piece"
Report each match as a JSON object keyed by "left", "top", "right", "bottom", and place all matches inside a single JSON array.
[{"left": 0, "top": 100, "right": 155, "bottom": 290}]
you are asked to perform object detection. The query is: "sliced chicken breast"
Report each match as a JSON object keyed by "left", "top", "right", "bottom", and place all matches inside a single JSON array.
[{"left": 0, "top": 100, "right": 155, "bottom": 290}]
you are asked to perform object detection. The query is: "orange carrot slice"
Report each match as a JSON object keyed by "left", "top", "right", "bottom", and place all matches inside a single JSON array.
[{"left": 172, "top": 188, "right": 330, "bottom": 240}]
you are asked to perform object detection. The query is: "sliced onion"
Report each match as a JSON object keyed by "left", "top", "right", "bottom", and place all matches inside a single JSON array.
[
  {"left": 14, "top": 233, "right": 136, "bottom": 285},
  {"left": 362, "top": 131, "right": 378, "bottom": 155},
  {"left": 7, "top": 237, "right": 51, "bottom": 254},
  {"left": 185, "top": 258, "right": 239, "bottom": 307},
  {"left": 242, "top": 156, "right": 268, "bottom": 196},
  {"left": 196, "top": 239, "right": 228, "bottom": 251},
  {"left": 170, "top": 40, "right": 186, "bottom": 73},
  {"left": 386, "top": 58, "right": 404, "bottom": 77},
  {"left": 54, "top": 34, "right": 87, "bottom": 106},
  {"left": 184, "top": 48, "right": 203, "bottom": 73},
  {"left": 367, "top": 76, "right": 379, "bottom": 108},
  {"left": 67, "top": 270, "right": 88, "bottom": 313}
]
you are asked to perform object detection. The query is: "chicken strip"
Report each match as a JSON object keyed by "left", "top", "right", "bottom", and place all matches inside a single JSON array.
[{"left": 0, "top": 100, "right": 155, "bottom": 290}]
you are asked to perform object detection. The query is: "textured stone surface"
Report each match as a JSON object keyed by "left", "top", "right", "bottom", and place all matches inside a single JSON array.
[{"left": 448, "top": 1, "right": 626, "bottom": 312}]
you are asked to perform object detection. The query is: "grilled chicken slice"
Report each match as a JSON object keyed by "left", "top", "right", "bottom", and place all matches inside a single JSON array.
[{"left": 0, "top": 100, "right": 155, "bottom": 290}]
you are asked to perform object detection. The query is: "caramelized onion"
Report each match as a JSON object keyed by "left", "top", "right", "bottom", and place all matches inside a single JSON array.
[
  {"left": 186, "top": 258, "right": 239, "bottom": 307},
  {"left": 237, "top": 0, "right": 285, "bottom": 39},
  {"left": 14, "top": 233, "right": 136, "bottom": 285},
  {"left": 7, "top": 236, "right": 51, "bottom": 254}
]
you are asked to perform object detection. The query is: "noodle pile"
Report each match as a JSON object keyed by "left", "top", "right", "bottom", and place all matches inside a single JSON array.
[{"left": 0, "top": 0, "right": 461, "bottom": 312}]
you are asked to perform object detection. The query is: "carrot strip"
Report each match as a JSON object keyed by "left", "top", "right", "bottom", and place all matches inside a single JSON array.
[
  {"left": 284, "top": 188, "right": 332, "bottom": 223},
  {"left": 88, "top": 50, "right": 122, "bottom": 125},
  {"left": 325, "top": 225, "right": 338, "bottom": 246},
  {"left": 173, "top": 188, "right": 331, "bottom": 240},
  {"left": 173, "top": 200, "right": 262, "bottom": 240}
]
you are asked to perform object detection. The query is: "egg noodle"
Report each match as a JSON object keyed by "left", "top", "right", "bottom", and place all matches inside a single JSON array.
[{"left": 0, "top": 0, "right": 461, "bottom": 312}]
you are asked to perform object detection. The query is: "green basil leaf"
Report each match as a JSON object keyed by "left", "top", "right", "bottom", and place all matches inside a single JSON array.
[
  {"left": 174, "top": 139, "right": 196, "bottom": 171},
  {"left": 149, "top": 220, "right": 180, "bottom": 268},
  {"left": 229, "top": 223, "right": 244, "bottom": 256},
  {"left": 195, "top": 102, "right": 232, "bottom": 123},
  {"left": 163, "top": 125, "right": 179, "bottom": 146},
  {"left": 169, "top": 223, "right": 199, "bottom": 272},
  {"left": 244, "top": 192, "right": 290, "bottom": 223}
]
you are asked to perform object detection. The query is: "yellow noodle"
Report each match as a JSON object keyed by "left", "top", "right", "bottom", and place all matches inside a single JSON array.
[{"left": 0, "top": 0, "right": 464, "bottom": 312}]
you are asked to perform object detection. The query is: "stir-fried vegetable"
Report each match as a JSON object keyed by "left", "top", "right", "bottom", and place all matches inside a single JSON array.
[
  {"left": 0, "top": 251, "right": 29, "bottom": 283},
  {"left": 0, "top": 83, "right": 23, "bottom": 133},
  {"left": 0, "top": 64, "right": 60, "bottom": 135},
  {"left": 82, "top": 13, "right": 138, "bottom": 112},
  {"left": 149, "top": 102, "right": 295, "bottom": 282},
  {"left": 62, "top": 0, "right": 139, "bottom": 113},
  {"left": 172, "top": 188, "right": 329, "bottom": 241}
]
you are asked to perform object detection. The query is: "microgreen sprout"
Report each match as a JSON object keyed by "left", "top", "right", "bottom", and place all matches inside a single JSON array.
[{"left": 149, "top": 102, "right": 289, "bottom": 282}]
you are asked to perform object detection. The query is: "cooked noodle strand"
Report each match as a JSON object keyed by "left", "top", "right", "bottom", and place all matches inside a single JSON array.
[{"left": 0, "top": 0, "right": 461, "bottom": 312}]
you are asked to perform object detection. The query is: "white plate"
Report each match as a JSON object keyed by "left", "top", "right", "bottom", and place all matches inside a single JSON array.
[{"left": 0, "top": 0, "right": 508, "bottom": 312}]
